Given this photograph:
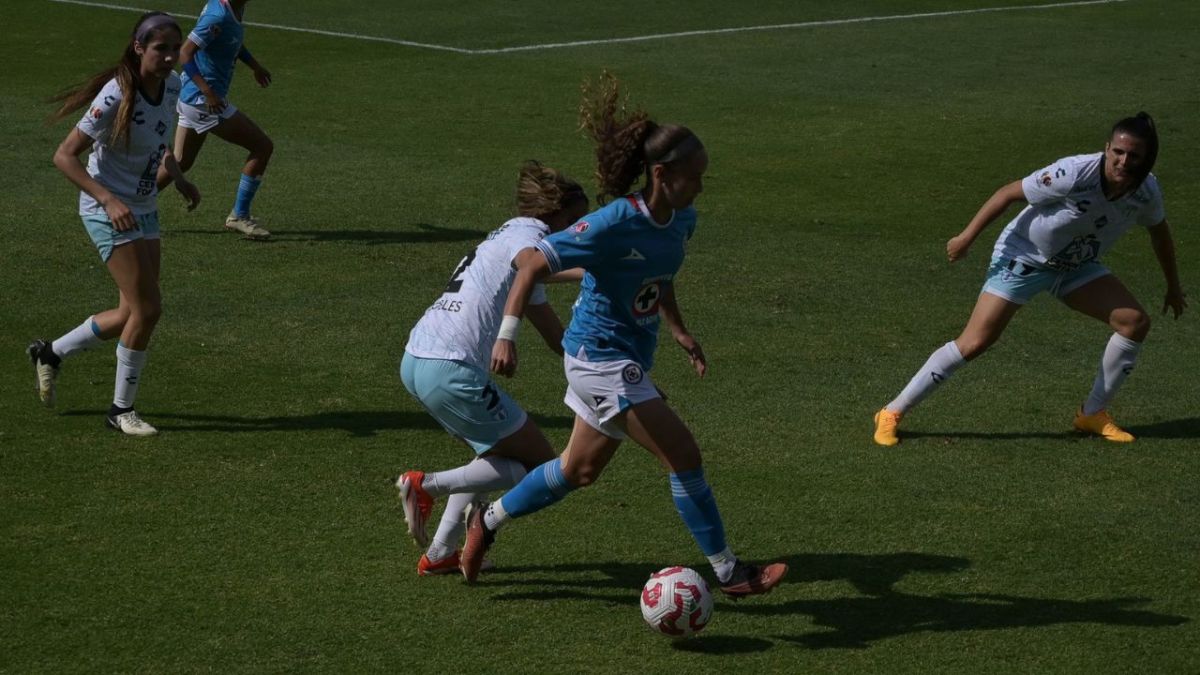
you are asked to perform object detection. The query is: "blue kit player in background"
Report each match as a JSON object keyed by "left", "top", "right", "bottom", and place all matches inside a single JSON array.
[
  {"left": 460, "top": 73, "right": 788, "bottom": 598},
  {"left": 157, "top": 0, "right": 274, "bottom": 240}
]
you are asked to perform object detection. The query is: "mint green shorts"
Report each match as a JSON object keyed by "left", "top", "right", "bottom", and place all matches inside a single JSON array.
[
  {"left": 981, "top": 257, "right": 1110, "bottom": 305},
  {"left": 82, "top": 211, "right": 161, "bottom": 262},
  {"left": 400, "top": 352, "right": 527, "bottom": 455}
]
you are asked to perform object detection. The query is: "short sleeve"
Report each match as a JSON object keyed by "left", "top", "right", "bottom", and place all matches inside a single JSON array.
[
  {"left": 1137, "top": 177, "right": 1166, "bottom": 227},
  {"left": 529, "top": 283, "right": 548, "bottom": 305},
  {"left": 1021, "top": 159, "right": 1077, "bottom": 206},
  {"left": 76, "top": 79, "right": 122, "bottom": 142},
  {"left": 536, "top": 219, "right": 615, "bottom": 274},
  {"left": 189, "top": 8, "right": 223, "bottom": 48}
]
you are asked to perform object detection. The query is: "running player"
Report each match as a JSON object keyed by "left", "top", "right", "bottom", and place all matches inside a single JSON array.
[
  {"left": 460, "top": 73, "right": 788, "bottom": 598},
  {"left": 156, "top": 0, "right": 274, "bottom": 240},
  {"left": 873, "top": 113, "right": 1185, "bottom": 446},
  {"left": 29, "top": 12, "right": 200, "bottom": 435},
  {"left": 395, "top": 161, "right": 589, "bottom": 576}
]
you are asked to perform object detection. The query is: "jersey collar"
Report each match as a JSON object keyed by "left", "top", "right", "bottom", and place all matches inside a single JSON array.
[{"left": 631, "top": 192, "right": 674, "bottom": 229}]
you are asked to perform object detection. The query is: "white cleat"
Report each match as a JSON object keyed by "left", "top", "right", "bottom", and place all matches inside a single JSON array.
[
  {"left": 27, "top": 340, "right": 60, "bottom": 408},
  {"left": 106, "top": 410, "right": 158, "bottom": 436},
  {"left": 224, "top": 214, "right": 271, "bottom": 240}
]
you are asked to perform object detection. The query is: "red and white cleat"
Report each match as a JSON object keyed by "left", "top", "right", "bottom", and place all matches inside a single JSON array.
[{"left": 396, "top": 471, "right": 435, "bottom": 547}]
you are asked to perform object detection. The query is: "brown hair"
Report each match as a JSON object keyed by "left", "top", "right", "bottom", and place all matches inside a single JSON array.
[
  {"left": 515, "top": 160, "right": 586, "bottom": 219},
  {"left": 48, "top": 11, "right": 180, "bottom": 148},
  {"left": 1110, "top": 111, "right": 1159, "bottom": 185},
  {"left": 577, "top": 71, "right": 703, "bottom": 204}
]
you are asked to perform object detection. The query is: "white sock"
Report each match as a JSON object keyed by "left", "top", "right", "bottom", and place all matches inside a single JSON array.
[
  {"left": 424, "top": 456, "right": 528, "bottom": 497},
  {"left": 886, "top": 341, "right": 967, "bottom": 414},
  {"left": 426, "top": 492, "right": 476, "bottom": 562},
  {"left": 113, "top": 344, "right": 148, "bottom": 409},
  {"left": 52, "top": 316, "right": 104, "bottom": 359},
  {"left": 707, "top": 547, "right": 738, "bottom": 583},
  {"left": 1083, "top": 333, "right": 1142, "bottom": 415},
  {"left": 483, "top": 499, "right": 510, "bottom": 532}
]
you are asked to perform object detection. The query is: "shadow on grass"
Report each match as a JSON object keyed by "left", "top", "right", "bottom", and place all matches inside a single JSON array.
[
  {"left": 60, "top": 410, "right": 574, "bottom": 437},
  {"left": 481, "top": 553, "right": 1188, "bottom": 652},
  {"left": 900, "top": 430, "right": 1077, "bottom": 442},
  {"left": 170, "top": 223, "right": 486, "bottom": 245},
  {"left": 1125, "top": 416, "right": 1200, "bottom": 440}
]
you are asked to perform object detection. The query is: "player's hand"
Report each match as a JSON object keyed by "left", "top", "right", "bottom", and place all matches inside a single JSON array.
[
  {"left": 253, "top": 66, "right": 272, "bottom": 88},
  {"left": 1163, "top": 286, "right": 1188, "bottom": 319},
  {"left": 204, "top": 92, "right": 227, "bottom": 114},
  {"left": 491, "top": 339, "right": 518, "bottom": 378},
  {"left": 676, "top": 333, "right": 707, "bottom": 377},
  {"left": 946, "top": 234, "right": 972, "bottom": 262},
  {"left": 103, "top": 197, "right": 136, "bottom": 232},
  {"left": 175, "top": 178, "right": 201, "bottom": 212}
]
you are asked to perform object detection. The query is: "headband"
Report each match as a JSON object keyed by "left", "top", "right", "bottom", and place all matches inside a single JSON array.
[
  {"left": 135, "top": 14, "right": 179, "bottom": 44},
  {"left": 651, "top": 134, "right": 704, "bottom": 165}
]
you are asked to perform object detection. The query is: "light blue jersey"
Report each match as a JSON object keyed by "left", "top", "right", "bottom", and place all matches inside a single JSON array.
[
  {"left": 536, "top": 193, "right": 697, "bottom": 371},
  {"left": 180, "top": 0, "right": 244, "bottom": 106}
]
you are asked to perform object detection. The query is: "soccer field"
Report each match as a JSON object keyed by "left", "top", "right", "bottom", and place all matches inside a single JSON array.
[{"left": 2, "top": 0, "right": 1198, "bottom": 671}]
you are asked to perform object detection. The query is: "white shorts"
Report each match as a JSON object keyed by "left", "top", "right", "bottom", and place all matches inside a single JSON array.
[
  {"left": 563, "top": 351, "right": 661, "bottom": 439},
  {"left": 176, "top": 99, "right": 239, "bottom": 134}
]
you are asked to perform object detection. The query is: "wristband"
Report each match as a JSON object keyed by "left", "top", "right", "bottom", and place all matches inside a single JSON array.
[{"left": 497, "top": 315, "right": 520, "bottom": 342}]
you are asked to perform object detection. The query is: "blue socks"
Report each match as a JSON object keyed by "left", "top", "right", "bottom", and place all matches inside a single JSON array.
[
  {"left": 498, "top": 457, "right": 575, "bottom": 519},
  {"left": 232, "top": 173, "right": 262, "bottom": 218},
  {"left": 670, "top": 469, "right": 727, "bottom": 556}
]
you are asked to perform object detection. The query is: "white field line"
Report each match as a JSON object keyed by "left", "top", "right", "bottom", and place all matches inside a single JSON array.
[{"left": 48, "top": 0, "right": 1131, "bottom": 55}]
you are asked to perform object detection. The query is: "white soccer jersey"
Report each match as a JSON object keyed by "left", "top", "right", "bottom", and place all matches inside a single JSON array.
[
  {"left": 76, "top": 73, "right": 181, "bottom": 216},
  {"left": 406, "top": 217, "right": 551, "bottom": 371},
  {"left": 992, "top": 152, "right": 1165, "bottom": 270}
]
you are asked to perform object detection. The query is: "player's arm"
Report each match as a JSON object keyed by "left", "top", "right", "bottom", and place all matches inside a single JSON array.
[
  {"left": 179, "top": 39, "right": 225, "bottom": 113},
  {"left": 161, "top": 147, "right": 201, "bottom": 211},
  {"left": 524, "top": 302, "right": 565, "bottom": 357},
  {"left": 52, "top": 128, "right": 136, "bottom": 231},
  {"left": 491, "top": 248, "right": 553, "bottom": 377},
  {"left": 546, "top": 268, "right": 584, "bottom": 283},
  {"left": 659, "top": 282, "right": 706, "bottom": 377},
  {"left": 237, "top": 46, "right": 272, "bottom": 88},
  {"left": 1148, "top": 219, "right": 1187, "bottom": 318},
  {"left": 947, "top": 180, "right": 1027, "bottom": 262}
]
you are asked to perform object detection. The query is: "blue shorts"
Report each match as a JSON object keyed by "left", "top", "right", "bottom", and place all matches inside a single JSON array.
[
  {"left": 981, "top": 257, "right": 1111, "bottom": 305},
  {"left": 400, "top": 352, "right": 527, "bottom": 455},
  {"left": 82, "top": 212, "right": 161, "bottom": 262}
]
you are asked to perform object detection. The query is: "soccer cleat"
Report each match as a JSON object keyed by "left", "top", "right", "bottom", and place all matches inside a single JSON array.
[
  {"left": 224, "top": 214, "right": 271, "bottom": 240},
  {"left": 873, "top": 409, "right": 902, "bottom": 446},
  {"left": 460, "top": 501, "right": 495, "bottom": 583},
  {"left": 417, "top": 550, "right": 495, "bottom": 577},
  {"left": 718, "top": 560, "right": 789, "bottom": 599},
  {"left": 396, "top": 471, "right": 435, "bottom": 547},
  {"left": 1073, "top": 408, "right": 1135, "bottom": 443},
  {"left": 106, "top": 410, "right": 158, "bottom": 436},
  {"left": 27, "top": 340, "right": 60, "bottom": 408}
]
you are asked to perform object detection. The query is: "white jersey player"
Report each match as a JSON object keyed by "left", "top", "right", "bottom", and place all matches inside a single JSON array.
[
  {"left": 394, "top": 161, "right": 589, "bottom": 576},
  {"left": 874, "top": 113, "right": 1185, "bottom": 446},
  {"left": 29, "top": 12, "right": 200, "bottom": 436}
]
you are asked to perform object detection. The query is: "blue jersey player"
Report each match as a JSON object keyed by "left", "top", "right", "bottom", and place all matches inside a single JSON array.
[
  {"left": 460, "top": 73, "right": 787, "bottom": 598},
  {"left": 156, "top": 0, "right": 274, "bottom": 240}
]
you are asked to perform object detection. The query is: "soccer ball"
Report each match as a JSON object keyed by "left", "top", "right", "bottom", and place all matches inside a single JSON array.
[{"left": 639, "top": 566, "right": 713, "bottom": 638}]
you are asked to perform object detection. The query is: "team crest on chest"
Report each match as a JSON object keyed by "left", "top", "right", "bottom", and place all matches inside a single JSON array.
[{"left": 632, "top": 282, "right": 661, "bottom": 317}]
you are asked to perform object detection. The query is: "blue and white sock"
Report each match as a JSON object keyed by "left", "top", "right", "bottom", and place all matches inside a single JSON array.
[
  {"left": 51, "top": 316, "right": 104, "bottom": 359},
  {"left": 489, "top": 457, "right": 574, "bottom": 530},
  {"left": 1083, "top": 333, "right": 1142, "bottom": 415},
  {"left": 113, "top": 343, "right": 148, "bottom": 409},
  {"left": 232, "top": 173, "right": 262, "bottom": 218},
  {"left": 670, "top": 469, "right": 729, "bottom": 559},
  {"left": 886, "top": 341, "right": 967, "bottom": 414}
]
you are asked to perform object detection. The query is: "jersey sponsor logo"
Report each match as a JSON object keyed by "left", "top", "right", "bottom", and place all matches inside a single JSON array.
[
  {"left": 1047, "top": 234, "right": 1100, "bottom": 270},
  {"left": 632, "top": 282, "right": 661, "bottom": 318},
  {"left": 622, "top": 364, "right": 644, "bottom": 384},
  {"left": 573, "top": 221, "right": 589, "bottom": 234},
  {"left": 621, "top": 248, "right": 646, "bottom": 261}
]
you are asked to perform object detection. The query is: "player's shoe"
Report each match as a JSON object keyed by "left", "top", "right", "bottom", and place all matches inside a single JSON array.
[
  {"left": 718, "top": 560, "right": 789, "bottom": 599},
  {"left": 873, "top": 409, "right": 902, "bottom": 446},
  {"left": 106, "top": 410, "right": 158, "bottom": 436},
  {"left": 417, "top": 550, "right": 495, "bottom": 577},
  {"left": 1073, "top": 408, "right": 1135, "bottom": 443},
  {"left": 27, "top": 340, "right": 60, "bottom": 408},
  {"left": 224, "top": 214, "right": 271, "bottom": 240},
  {"left": 396, "top": 471, "right": 434, "bottom": 547},
  {"left": 460, "top": 501, "right": 495, "bottom": 583}
]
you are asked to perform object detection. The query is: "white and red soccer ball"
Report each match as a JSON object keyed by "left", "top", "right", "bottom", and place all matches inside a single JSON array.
[{"left": 639, "top": 566, "right": 713, "bottom": 638}]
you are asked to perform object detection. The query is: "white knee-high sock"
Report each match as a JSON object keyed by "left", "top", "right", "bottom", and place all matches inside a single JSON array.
[
  {"left": 426, "top": 492, "right": 477, "bottom": 563},
  {"left": 423, "top": 456, "right": 528, "bottom": 497},
  {"left": 113, "top": 343, "right": 148, "bottom": 409},
  {"left": 886, "top": 341, "right": 967, "bottom": 414},
  {"left": 52, "top": 316, "right": 104, "bottom": 359},
  {"left": 1083, "top": 333, "right": 1142, "bottom": 415}
]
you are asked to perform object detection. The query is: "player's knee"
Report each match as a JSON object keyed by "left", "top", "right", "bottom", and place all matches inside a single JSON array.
[
  {"left": 257, "top": 136, "right": 274, "bottom": 160},
  {"left": 562, "top": 462, "right": 601, "bottom": 488},
  {"left": 1114, "top": 309, "right": 1150, "bottom": 341},
  {"left": 955, "top": 336, "right": 992, "bottom": 361}
]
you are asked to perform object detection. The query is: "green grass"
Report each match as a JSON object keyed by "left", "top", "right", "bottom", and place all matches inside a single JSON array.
[{"left": 3, "top": 0, "right": 1198, "bottom": 672}]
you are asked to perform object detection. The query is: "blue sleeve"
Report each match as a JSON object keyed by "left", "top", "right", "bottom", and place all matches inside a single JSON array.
[
  {"left": 536, "top": 219, "right": 617, "bottom": 274},
  {"left": 189, "top": 7, "right": 223, "bottom": 48}
]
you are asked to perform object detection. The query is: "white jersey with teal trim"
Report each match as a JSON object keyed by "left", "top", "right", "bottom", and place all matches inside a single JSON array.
[
  {"left": 992, "top": 152, "right": 1165, "bottom": 270},
  {"left": 76, "top": 74, "right": 181, "bottom": 216},
  {"left": 406, "top": 217, "right": 550, "bottom": 371}
]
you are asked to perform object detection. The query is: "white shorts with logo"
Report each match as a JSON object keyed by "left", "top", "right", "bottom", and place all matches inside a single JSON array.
[
  {"left": 177, "top": 99, "right": 239, "bottom": 134},
  {"left": 563, "top": 350, "right": 661, "bottom": 439}
]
